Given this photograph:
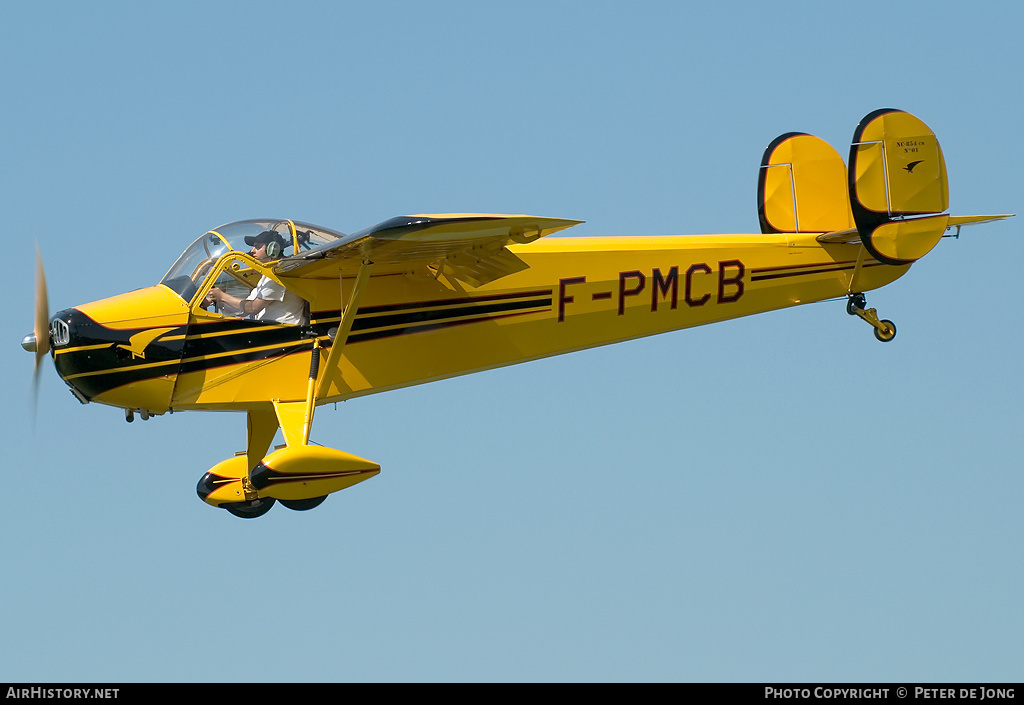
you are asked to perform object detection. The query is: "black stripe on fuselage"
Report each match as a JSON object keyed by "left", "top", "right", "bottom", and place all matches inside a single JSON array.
[
  {"left": 186, "top": 290, "right": 553, "bottom": 369},
  {"left": 352, "top": 288, "right": 553, "bottom": 315},
  {"left": 309, "top": 289, "right": 552, "bottom": 336},
  {"left": 352, "top": 292, "right": 552, "bottom": 332},
  {"left": 349, "top": 307, "right": 547, "bottom": 344},
  {"left": 59, "top": 290, "right": 554, "bottom": 395},
  {"left": 749, "top": 260, "right": 884, "bottom": 282}
]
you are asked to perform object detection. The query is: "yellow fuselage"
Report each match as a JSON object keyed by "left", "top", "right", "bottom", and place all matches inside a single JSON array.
[{"left": 51, "top": 231, "right": 904, "bottom": 416}]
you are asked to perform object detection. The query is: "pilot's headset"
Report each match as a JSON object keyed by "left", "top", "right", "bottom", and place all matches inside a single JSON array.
[{"left": 265, "top": 236, "right": 282, "bottom": 259}]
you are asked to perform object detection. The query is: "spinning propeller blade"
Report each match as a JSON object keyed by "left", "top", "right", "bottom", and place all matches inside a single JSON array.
[{"left": 31, "top": 244, "right": 50, "bottom": 398}]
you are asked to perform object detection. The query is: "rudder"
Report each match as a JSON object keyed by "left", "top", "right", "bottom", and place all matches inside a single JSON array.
[
  {"left": 848, "top": 108, "right": 950, "bottom": 265},
  {"left": 758, "top": 132, "right": 855, "bottom": 235}
]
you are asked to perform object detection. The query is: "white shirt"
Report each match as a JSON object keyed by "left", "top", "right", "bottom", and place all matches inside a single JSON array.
[{"left": 248, "top": 275, "right": 306, "bottom": 325}]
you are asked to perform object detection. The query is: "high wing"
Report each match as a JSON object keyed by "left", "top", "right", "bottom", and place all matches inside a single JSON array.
[{"left": 273, "top": 213, "right": 583, "bottom": 287}]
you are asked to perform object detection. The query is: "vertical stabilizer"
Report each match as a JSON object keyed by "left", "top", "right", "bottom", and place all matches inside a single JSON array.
[
  {"left": 758, "top": 132, "right": 855, "bottom": 234},
  {"left": 849, "top": 109, "right": 950, "bottom": 264}
]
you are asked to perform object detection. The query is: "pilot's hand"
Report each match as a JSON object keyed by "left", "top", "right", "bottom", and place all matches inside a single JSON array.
[{"left": 205, "top": 288, "right": 222, "bottom": 308}]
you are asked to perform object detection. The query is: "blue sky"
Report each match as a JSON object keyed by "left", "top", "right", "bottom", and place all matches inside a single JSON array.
[{"left": 2, "top": 0, "right": 1021, "bottom": 682}]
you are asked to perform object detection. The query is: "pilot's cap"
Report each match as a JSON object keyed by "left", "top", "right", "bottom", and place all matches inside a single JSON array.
[{"left": 244, "top": 230, "right": 287, "bottom": 250}]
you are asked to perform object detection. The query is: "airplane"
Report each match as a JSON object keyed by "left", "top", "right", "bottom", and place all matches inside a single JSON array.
[{"left": 22, "top": 108, "right": 1012, "bottom": 518}]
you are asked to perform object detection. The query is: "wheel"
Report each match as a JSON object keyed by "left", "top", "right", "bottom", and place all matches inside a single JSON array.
[
  {"left": 280, "top": 496, "right": 328, "bottom": 511},
  {"left": 847, "top": 294, "right": 865, "bottom": 316},
  {"left": 222, "top": 497, "right": 276, "bottom": 518},
  {"left": 874, "top": 320, "right": 897, "bottom": 342}
]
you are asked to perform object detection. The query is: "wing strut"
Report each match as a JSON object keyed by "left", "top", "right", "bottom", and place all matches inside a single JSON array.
[
  {"left": 301, "top": 344, "right": 322, "bottom": 446},
  {"left": 315, "top": 260, "right": 374, "bottom": 402},
  {"left": 262, "top": 261, "right": 374, "bottom": 454}
]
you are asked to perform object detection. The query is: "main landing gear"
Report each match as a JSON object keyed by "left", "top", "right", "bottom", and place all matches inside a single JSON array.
[
  {"left": 219, "top": 495, "right": 327, "bottom": 518},
  {"left": 847, "top": 293, "right": 896, "bottom": 343},
  {"left": 222, "top": 497, "right": 277, "bottom": 519}
]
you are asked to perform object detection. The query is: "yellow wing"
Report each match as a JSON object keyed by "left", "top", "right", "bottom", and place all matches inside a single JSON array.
[{"left": 273, "top": 213, "right": 582, "bottom": 287}]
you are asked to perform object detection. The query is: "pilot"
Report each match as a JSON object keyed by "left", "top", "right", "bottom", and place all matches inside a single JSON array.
[{"left": 204, "top": 230, "right": 307, "bottom": 325}]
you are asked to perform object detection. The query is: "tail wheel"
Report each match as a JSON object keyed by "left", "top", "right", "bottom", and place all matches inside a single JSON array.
[
  {"left": 874, "top": 320, "right": 897, "bottom": 342},
  {"left": 222, "top": 497, "right": 276, "bottom": 518}
]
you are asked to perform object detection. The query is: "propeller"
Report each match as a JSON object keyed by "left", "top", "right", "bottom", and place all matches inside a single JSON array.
[{"left": 23, "top": 244, "right": 50, "bottom": 402}]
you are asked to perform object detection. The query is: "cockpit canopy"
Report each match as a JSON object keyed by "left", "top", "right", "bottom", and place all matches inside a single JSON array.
[{"left": 160, "top": 219, "right": 343, "bottom": 301}]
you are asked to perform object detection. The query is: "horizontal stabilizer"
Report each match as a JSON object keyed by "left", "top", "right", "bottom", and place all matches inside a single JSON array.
[
  {"left": 946, "top": 214, "right": 1014, "bottom": 231},
  {"left": 815, "top": 228, "right": 860, "bottom": 244},
  {"left": 867, "top": 214, "right": 948, "bottom": 263},
  {"left": 818, "top": 214, "right": 1014, "bottom": 245}
]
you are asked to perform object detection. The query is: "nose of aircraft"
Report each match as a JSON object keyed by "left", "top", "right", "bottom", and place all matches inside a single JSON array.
[
  {"left": 26, "top": 286, "right": 192, "bottom": 413},
  {"left": 21, "top": 308, "right": 90, "bottom": 403},
  {"left": 41, "top": 307, "right": 100, "bottom": 403}
]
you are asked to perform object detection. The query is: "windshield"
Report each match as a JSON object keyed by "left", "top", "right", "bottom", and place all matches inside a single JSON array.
[{"left": 160, "top": 219, "right": 344, "bottom": 301}]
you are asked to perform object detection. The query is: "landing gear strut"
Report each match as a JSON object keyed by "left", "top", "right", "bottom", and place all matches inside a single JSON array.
[{"left": 847, "top": 293, "right": 896, "bottom": 343}]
